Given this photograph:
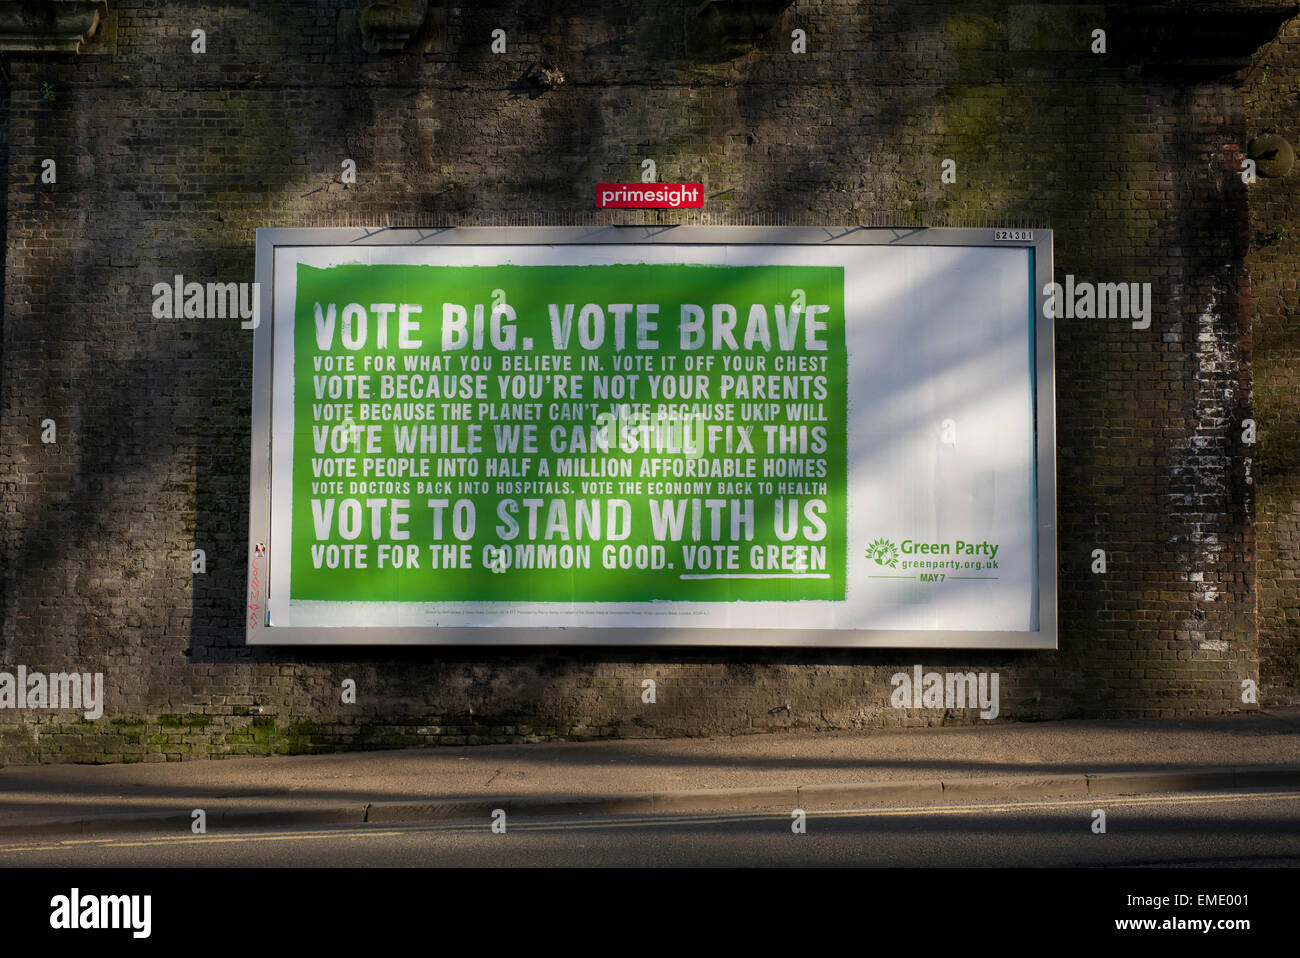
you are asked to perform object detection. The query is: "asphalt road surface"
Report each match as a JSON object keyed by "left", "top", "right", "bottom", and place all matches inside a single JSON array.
[{"left": 3, "top": 789, "right": 1299, "bottom": 867}]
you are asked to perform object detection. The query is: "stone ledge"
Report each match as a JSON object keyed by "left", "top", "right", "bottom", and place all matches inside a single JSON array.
[
  {"left": 0, "top": 0, "right": 107, "bottom": 54},
  {"left": 358, "top": 0, "right": 441, "bottom": 55}
]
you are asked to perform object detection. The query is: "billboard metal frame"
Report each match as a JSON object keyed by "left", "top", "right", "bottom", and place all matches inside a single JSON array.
[{"left": 247, "top": 225, "right": 1056, "bottom": 648}]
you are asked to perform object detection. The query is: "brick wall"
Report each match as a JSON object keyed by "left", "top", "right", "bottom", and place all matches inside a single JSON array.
[
  {"left": 0, "top": 0, "right": 1292, "bottom": 763},
  {"left": 1246, "top": 11, "right": 1300, "bottom": 706}
]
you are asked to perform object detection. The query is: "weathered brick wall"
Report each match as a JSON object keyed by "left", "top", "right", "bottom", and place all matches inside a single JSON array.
[
  {"left": 1247, "top": 13, "right": 1300, "bottom": 706},
  {"left": 0, "top": 0, "right": 1290, "bottom": 763}
]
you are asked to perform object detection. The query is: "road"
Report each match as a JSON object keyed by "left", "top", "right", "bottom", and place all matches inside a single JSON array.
[{"left": 3, "top": 789, "right": 1299, "bottom": 867}]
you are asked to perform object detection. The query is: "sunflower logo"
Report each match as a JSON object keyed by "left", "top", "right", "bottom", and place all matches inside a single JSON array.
[{"left": 865, "top": 538, "right": 899, "bottom": 568}]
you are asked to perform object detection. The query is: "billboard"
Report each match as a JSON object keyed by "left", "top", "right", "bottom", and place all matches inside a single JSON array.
[{"left": 248, "top": 227, "right": 1055, "bottom": 647}]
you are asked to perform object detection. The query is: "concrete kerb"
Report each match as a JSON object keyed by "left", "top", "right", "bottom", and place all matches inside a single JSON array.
[
  {"left": 1233, "top": 765, "right": 1300, "bottom": 788},
  {"left": 2, "top": 765, "right": 1298, "bottom": 840},
  {"left": 1085, "top": 769, "right": 1236, "bottom": 795},
  {"left": 219, "top": 805, "right": 369, "bottom": 829},
  {"left": 940, "top": 776, "right": 1090, "bottom": 800},
  {"left": 797, "top": 780, "right": 945, "bottom": 807}
]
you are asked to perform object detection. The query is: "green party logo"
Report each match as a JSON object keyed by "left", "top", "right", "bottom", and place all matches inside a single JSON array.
[{"left": 866, "top": 538, "right": 899, "bottom": 568}]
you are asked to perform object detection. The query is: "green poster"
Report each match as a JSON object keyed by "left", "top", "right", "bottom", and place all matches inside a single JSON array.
[{"left": 292, "top": 262, "right": 846, "bottom": 604}]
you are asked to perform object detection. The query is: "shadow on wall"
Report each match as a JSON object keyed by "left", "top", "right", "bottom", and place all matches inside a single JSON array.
[
  {"left": 0, "top": 0, "right": 1261, "bottom": 740},
  {"left": 185, "top": 0, "right": 1251, "bottom": 723}
]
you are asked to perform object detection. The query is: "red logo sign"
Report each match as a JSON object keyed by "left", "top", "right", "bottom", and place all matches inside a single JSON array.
[{"left": 596, "top": 183, "right": 704, "bottom": 209}]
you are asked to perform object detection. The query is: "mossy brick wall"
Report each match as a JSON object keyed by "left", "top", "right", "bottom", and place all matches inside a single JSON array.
[{"left": 0, "top": 0, "right": 1292, "bottom": 763}]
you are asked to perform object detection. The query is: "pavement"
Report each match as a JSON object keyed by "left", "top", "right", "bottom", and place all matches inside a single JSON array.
[{"left": 2, "top": 708, "right": 1298, "bottom": 838}]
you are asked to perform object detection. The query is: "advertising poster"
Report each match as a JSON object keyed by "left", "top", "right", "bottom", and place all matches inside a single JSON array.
[{"left": 250, "top": 229, "right": 1055, "bottom": 646}]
